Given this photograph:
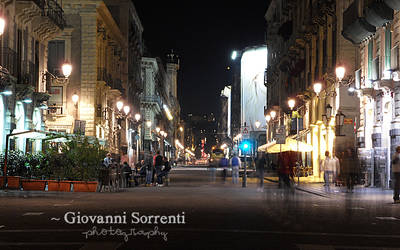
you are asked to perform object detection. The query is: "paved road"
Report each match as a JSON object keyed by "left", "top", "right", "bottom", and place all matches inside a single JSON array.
[{"left": 0, "top": 167, "right": 399, "bottom": 250}]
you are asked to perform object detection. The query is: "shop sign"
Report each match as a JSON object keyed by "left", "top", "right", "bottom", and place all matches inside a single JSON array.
[{"left": 343, "top": 118, "right": 353, "bottom": 125}]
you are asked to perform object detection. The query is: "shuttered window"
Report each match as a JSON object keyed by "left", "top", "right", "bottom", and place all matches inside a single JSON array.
[{"left": 48, "top": 40, "right": 65, "bottom": 76}]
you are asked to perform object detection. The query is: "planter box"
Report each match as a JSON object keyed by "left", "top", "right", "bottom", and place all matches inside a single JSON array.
[
  {"left": 72, "top": 181, "right": 98, "bottom": 192},
  {"left": 47, "top": 181, "right": 71, "bottom": 192},
  {"left": 21, "top": 179, "right": 46, "bottom": 191},
  {"left": 0, "top": 176, "right": 21, "bottom": 189}
]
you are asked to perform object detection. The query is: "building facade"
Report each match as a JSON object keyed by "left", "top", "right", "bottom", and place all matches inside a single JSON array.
[
  {"left": 265, "top": 0, "right": 359, "bottom": 181},
  {"left": 340, "top": 0, "right": 400, "bottom": 188},
  {"left": 0, "top": 0, "right": 65, "bottom": 153},
  {"left": 140, "top": 53, "right": 180, "bottom": 160},
  {"left": 45, "top": 0, "right": 144, "bottom": 164}
]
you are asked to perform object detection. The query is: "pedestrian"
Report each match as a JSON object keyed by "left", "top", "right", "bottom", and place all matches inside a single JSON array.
[
  {"left": 154, "top": 151, "right": 164, "bottom": 186},
  {"left": 135, "top": 159, "right": 144, "bottom": 174},
  {"left": 219, "top": 156, "right": 229, "bottom": 183},
  {"left": 320, "top": 151, "right": 340, "bottom": 193},
  {"left": 121, "top": 161, "right": 132, "bottom": 188},
  {"left": 278, "top": 151, "right": 294, "bottom": 189},
  {"left": 341, "top": 148, "right": 359, "bottom": 193},
  {"left": 103, "top": 153, "right": 113, "bottom": 168},
  {"left": 157, "top": 156, "right": 172, "bottom": 186},
  {"left": 230, "top": 153, "right": 241, "bottom": 184},
  {"left": 391, "top": 146, "right": 400, "bottom": 203},
  {"left": 256, "top": 152, "right": 267, "bottom": 192},
  {"left": 144, "top": 153, "right": 154, "bottom": 187}
]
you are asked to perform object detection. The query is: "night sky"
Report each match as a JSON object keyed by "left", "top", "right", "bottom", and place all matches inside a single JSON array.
[{"left": 134, "top": 1, "right": 270, "bottom": 117}]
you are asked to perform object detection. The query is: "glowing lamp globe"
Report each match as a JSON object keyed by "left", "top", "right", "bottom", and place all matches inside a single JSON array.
[{"left": 62, "top": 62, "right": 72, "bottom": 78}]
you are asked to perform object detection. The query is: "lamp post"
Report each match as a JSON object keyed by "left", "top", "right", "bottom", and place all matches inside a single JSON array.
[
  {"left": 265, "top": 114, "right": 271, "bottom": 143},
  {"left": 133, "top": 113, "right": 141, "bottom": 164},
  {"left": 335, "top": 111, "right": 345, "bottom": 136},
  {"left": 288, "top": 98, "right": 301, "bottom": 184}
]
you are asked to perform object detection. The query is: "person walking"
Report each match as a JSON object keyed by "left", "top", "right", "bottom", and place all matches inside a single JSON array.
[
  {"left": 230, "top": 154, "right": 241, "bottom": 184},
  {"left": 219, "top": 156, "right": 229, "bottom": 183},
  {"left": 391, "top": 146, "right": 400, "bottom": 203},
  {"left": 154, "top": 151, "right": 164, "bottom": 186},
  {"left": 320, "top": 151, "right": 340, "bottom": 193},
  {"left": 121, "top": 162, "right": 132, "bottom": 188},
  {"left": 157, "top": 156, "right": 172, "bottom": 186},
  {"left": 341, "top": 148, "right": 359, "bottom": 193},
  {"left": 144, "top": 153, "right": 154, "bottom": 187},
  {"left": 256, "top": 152, "right": 267, "bottom": 192}
]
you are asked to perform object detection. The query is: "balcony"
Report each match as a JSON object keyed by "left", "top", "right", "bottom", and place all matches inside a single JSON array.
[
  {"left": 46, "top": 105, "right": 63, "bottom": 115},
  {"left": 97, "top": 67, "right": 125, "bottom": 94},
  {"left": 44, "top": 0, "right": 65, "bottom": 30},
  {"left": 364, "top": 0, "right": 393, "bottom": 28},
  {"left": 15, "top": 0, "right": 65, "bottom": 40},
  {"left": 384, "top": 0, "right": 400, "bottom": 10},
  {"left": 0, "top": 47, "right": 17, "bottom": 77},
  {"left": 342, "top": 2, "right": 375, "bottom": 44},
  {"left": 140, "top": 95, "right": 162, "bottom": 112}
]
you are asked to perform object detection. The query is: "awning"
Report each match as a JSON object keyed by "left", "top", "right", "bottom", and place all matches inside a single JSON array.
[
  {"left": 258, "top": 136, "right": 313, "bottom": 153},
  {"left": 364, "top": 1, "right": 393, "bottom": 27},
  {"left": 384, "top": 0, "right": 400, "bottom": 10}
]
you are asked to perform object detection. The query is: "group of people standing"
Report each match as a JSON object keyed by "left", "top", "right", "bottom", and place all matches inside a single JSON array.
[
  {"left": 137, "top": 151, "right": 171, "bottom": 187},
  {"left": 211, "top": 154, "right": 242, "bottom": 184},
  {"left": 320, "top": 148, "right": 359, "bottom": 193},
  {"left": 102, "top": 151, "right": 171, "bottom": 190}
]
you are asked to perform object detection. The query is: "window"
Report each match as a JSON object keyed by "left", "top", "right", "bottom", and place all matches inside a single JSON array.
[
  {"left": 385, "top": 26, "right": 392, "bottom": 71},
  {"left": 368, "top": 41, "right": 373, "bottom": 80},
  {"left": 48, "top": 40, "right": 65, "bottom": 76}
]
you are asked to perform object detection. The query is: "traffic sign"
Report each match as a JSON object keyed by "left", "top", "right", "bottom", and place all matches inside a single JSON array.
[
  {"left": 275, "top": 125, "right": 286, "bottom": 144},
  {"left": 241, "top": 126, "right": 250, "bottom": 138}
]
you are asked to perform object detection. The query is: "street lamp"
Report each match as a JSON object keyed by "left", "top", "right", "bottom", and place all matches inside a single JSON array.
[
  {"left": 255, "top": 120, "right": 261, "bottom": 129},
  {"left": 134, "top": 113, "right": 141, "bottom": 122},
  {"left": 62, "top": 62, "right": 72, "bottom": 78},
  {"left": 288, "top": 99, "right": 295, "bottom": 110},
  {"left": 0, "top": 17, "right": 5, "bottom": 36},
  {"left": 270, "top": 110, "right": 276, "bottom": 119},
  {"left": 116, "top": 101, "right": 123, "bottom": 112},
  {"left": 322, "top": 104, "right": 333, "bottom": 125},
  {"left": 335, "top": 111, "right": 345, "bottom": 136},
  {"left": 313, "top": 82, "right": 322, "bottom": 96},
  {"left": 231, "top": 51, "right": 237, "bottom": 60},
  {"left": 146, "top": 120, "right": 152, "bottom": 128},
  {"left": 336, "top": 66, "right": 345, "bottom": 82},
  {"left": 156, "top": 127, "right": 161, "bottom": 133},
  {"left": 123, "top": 105, "right": 130, "bottom": 115}
]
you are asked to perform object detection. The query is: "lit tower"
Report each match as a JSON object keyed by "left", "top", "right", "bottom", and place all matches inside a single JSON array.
[
  {"left": 166, "top": 49, "right": 180, "bottom": 99},
  {"left": 166, "top": 49, "right": 181, "bottom": 159}
]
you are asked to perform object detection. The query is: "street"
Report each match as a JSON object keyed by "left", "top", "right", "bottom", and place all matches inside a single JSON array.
[{"left": 0, "top": 167, "right": 400, "bottom": 250}]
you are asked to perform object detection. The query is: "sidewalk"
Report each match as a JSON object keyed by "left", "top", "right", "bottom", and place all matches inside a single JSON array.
[{"left": 293, "top": 183, "right": 393, "bottom": 198}]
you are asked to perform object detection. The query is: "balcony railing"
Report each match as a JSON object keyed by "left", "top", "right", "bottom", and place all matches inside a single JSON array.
[
  {"left": 0, "top": 47, "right": 17, "bottom": 77},
  {"left": 141, "top": 95, "right": 162, "bottom": 109},
  {"left": 44, "top": 0, "right": 66, "bottom": 30},
  {"left": 47, "top": 106, "right": 63, "bottom": 115},
  {"left": 16, "top": 0, "right": 45, "bottom": 9}
]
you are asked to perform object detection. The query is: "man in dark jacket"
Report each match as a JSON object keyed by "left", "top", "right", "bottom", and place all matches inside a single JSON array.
[
  {"left": 154, "top": 151, "right": 164, "bottom": 186},
  {"left": 341, "top": 148, "right": 359, "bottom": 193},
  {"left": 256, "top": 152, "right": 268, "bottom": 192},
  {"left": 121, "top": 162, "right": 132, "bottom": 187}
]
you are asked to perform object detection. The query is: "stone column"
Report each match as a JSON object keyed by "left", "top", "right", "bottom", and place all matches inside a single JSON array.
[{"left": 79, "top": 11, "right": 97, "bottom": 136}]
